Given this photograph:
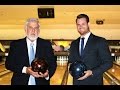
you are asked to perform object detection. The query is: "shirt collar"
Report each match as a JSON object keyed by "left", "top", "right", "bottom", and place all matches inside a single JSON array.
[
  {"left": 81, "top": 32, "right": 91, "bottom": 40},
  {"left": 26, "top": 37, "right": 37, "bottom": 46}
]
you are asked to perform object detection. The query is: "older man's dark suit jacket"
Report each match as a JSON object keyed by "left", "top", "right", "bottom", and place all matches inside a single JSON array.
[
  {"left": 69, "top": 33, "right": 113, "bottom": 85},
  {"left": 5, "top": 37, "right": 57, "bottom": 85}
]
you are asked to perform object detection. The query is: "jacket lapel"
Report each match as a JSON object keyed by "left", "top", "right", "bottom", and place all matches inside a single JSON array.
[
  {"left": 35, "top": 38, "right": 45, "bottom": 58},
  {"left": 35, "top": 38, "right": 40, "bottom": 58},
  {"left": 74, "top": 37, "right": 82, "bottom": 61},
  {"left": 82, "top": 33, "right": 94, "bottom": 57},
  {"left": 73, "top": 34, "right": 94, "bottom": 62},
  {"left": 22, "top": 37, "right": 30, "bottom": 66}
]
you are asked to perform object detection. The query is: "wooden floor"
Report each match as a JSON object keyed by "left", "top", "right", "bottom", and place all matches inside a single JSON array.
[
  {"left": 0, "top": 66, "right": 66, "bottom": 85},
  {"left": 108, "top": 65, "right": 120, "bottom": 81},
  {"left": 0, "top": 61, "right": 67, "bottom": 85},
  {"left": 0, "top": 61, "right": 120, "bottom": 85}
]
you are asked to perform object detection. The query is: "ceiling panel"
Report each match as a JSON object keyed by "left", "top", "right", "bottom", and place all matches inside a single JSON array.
[{"left": 0, "top": 5, "right": 120, "bottom": 29}]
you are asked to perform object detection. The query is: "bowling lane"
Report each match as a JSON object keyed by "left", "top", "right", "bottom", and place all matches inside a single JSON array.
[
  {"left": 67, "top": 73, "right": 73, "bottom": 85},
  {"left": 0, "top": 65, "right": 67, "bottom": 85},
  {"left": 1, "top": 62, "right": 119, "bottom": 85},
  {"left": 50, "top": 65, "right": 66, "bottom": 85},
  {"left": 0, "top": 72, "right": 12, "bottom": 85},
  {"left": 103, "top": 77, "right": 111, "bottom": 85},
  {"left": 107, "top": 64, "right": 120, "bottom": 81}
]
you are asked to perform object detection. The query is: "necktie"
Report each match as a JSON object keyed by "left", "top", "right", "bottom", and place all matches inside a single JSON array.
[
  {"left": 28, "top": 43, "right": 36, "bottom": 85},
  {"left": 29, "top": 43, "right": 35, "bottom": 64},
  {"left": 80, "top": 37, "right": 84, "bottom": 56}
]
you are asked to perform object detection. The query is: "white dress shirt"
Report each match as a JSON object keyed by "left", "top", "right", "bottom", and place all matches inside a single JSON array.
[
  {"left": 22, "top": 38, "right": 49, "bottom": 85},
  {"left": 79, "top": 32, "right": 91, "bottom": 52}
]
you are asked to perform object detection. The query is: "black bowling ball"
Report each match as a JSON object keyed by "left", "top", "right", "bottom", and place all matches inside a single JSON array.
[
  {"left": 69, "top": 61, "right": 87, "bottom": 79},
  {"left": 31, "top": 58, "right": 49, "bottom": 74}
]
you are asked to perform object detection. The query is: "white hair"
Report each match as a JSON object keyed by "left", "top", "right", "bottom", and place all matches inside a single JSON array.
[{"left": 24, "top": 18, "right": 40, "bottom": 30}]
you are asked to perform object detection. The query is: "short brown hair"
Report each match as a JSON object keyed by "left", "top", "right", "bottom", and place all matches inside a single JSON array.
[{"left": 76, "top": 14, "right": 89, "bottom": 23}]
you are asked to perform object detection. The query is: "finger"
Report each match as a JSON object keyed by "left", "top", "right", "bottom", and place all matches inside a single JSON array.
[
  {"left": 39, "top": 72, "right": 44, "bottom": 75},
  {"left": 46, "top": 70, "right": 49, "bottom": 73},
  {"left": 78, "top": 74, "right": 88, "bottom": 80},
  {"left": 37, "top": 72, "right": 44, "bottom": 78},
  {"left": 43, "top": 72, "right": 49, "bottom": 77}
]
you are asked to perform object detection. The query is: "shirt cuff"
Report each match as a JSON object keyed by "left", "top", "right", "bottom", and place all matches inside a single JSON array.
[
  {"left": 45, "top": 75, "right": 49, "bottom": 80},
  {"left": 22, "top": 66, "right": 27, "bottom": 73}
]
